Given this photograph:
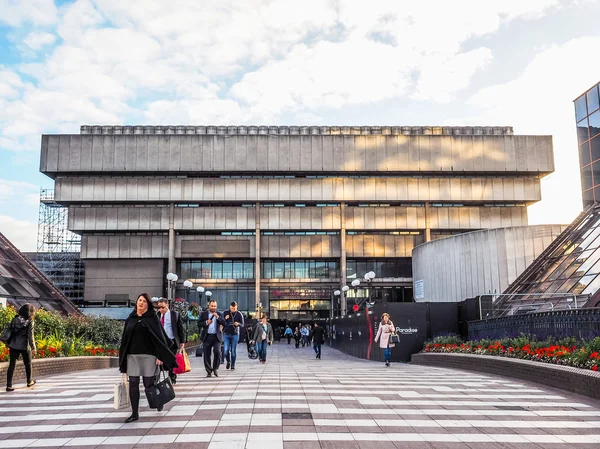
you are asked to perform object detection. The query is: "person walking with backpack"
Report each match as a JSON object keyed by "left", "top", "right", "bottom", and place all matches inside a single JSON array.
[
  {"left": 5, "top": 304, "right": 36, "bottom": 391},
  {"left": 374, "top": 313, "right": 396, "bottom": 367}
]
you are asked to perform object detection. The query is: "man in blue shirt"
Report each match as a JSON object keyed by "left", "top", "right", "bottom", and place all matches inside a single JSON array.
[
  {"left": 198, "top": 300, "right": 226, "bottom": 377},
  {"left": 223, "top": 301, "right": 244, "bottom": 371}
]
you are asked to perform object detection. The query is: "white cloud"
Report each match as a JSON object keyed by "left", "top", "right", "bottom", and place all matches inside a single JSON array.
[
  {"left": 0, "top": 215, "right": 38, "bottom": 252},
  {"left": 23, "top": 31, "right": 56, "bottom": 50},
  {"left": 0, "top": 179, "right": 38, "bottom": 202},
  {"left": 0, "top": 0, "right": 58, "bottom": 26},
  {"left": 461, "top": 37, "right": 600, "bottom": 225}
]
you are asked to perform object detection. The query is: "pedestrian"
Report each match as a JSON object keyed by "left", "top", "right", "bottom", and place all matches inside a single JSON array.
[
  {"left": 374, "top": 313, "right": 395, "bottom": 367},
  {"left": 223, "top": 301, "right": 244, "bottom": 370},
  {"left": 300, "top": 325, "right": 309, "bottom": 347},
  {"left": 5, "top": 304, "right": 36, "bottom": 392},
  {"left": 284, "top": 325, "right": 293, "bottom": 344},
  {"left": 119, "top": 293, "right": 177, "bottom": 423},
  {"left": 156, "top": 298, "right": 186, "bottom": 384},
  {"left": 312, "top": 322, "right": 325, "bottom": 359},
  {"left": 251, "top": 314, "right": 274, "bottom": 364},
  {"left": 293, "top": 326, "right": 301, "bottom": 348},
  {"left": 198, "top": 300, "right": 226, "bottom": 377}
]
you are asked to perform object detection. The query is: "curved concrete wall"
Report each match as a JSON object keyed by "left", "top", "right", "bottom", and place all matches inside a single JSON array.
[{"left": 412, "top": 225, "right": 566, "bottom": 303}]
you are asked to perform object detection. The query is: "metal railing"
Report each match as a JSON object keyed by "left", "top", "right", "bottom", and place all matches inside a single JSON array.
[
  {"left": 469, "top": 307, "right": 600, "bottom": 341},
  {"left": 479, "top": 292, "right": 588, "bottom": 319}
]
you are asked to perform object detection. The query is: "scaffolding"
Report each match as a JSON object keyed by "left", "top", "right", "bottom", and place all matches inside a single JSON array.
[{"left": 36, "top": 189, "right": 85, "bottom": 302}]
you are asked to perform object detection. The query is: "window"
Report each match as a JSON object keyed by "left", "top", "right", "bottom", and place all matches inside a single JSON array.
[
  {"left": 578, "top": 119, "right": 589, "bottom": 144},
  {"left": 590, "top": 111, "right": 600, "bottom": 140},
  {"left": 582, "top": 166, "right": 593, "bottom": 191},
  {"left": 587, "top": 85, "right": 600, "bottom": 114},
  {"left": 346, "top": 258, "right": 413, "bottom": 278},
  {"left": 591, "top": 137, "right": 600, "bottom": 163},
  {"left": 575, "top": 95, "right": 588, "bottom": 122},
  {"left": 580, "top": 142, "right": 592, "bottom": 166},
  {"left": 180, "top": 260, "right": 255, "bottom": 279},
  {"left": 261, "top": 259, "right": 339, "bottom": 279}
]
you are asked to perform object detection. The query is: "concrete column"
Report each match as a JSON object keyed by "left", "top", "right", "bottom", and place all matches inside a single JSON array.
[
  {"left": 424, "top": 201, "right": 431, "bottom": 243},
  {"left": 168, "top": 202, "right": 175, "bottom": 301},
  {"left": 255, "top": 202, "right": 262, "bottom": 318},
  {"left": 340, "top": 202, "right": 347, "bottom": 316}
]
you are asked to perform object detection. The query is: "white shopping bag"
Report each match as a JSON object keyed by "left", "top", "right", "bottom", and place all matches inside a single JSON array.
[{"left": 113, "top": 374, "right": 130, "bottom": 410}]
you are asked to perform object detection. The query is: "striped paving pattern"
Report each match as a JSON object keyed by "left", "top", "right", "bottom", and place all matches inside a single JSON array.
[{"left": 1, "top": 343, "right": 600, "bottom": 448}]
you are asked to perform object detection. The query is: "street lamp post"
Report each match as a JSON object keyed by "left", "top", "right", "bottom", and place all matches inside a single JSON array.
[
  {"left": 166, "top": 272, "right": 178, "bottom": 302},
  {"left": 205, "top": 290, "right": 212, "bottom": 307},
  {"left": 363, "top": 271, "right": 376, "bottom": 308},
  {"left": 351, "top": 279, "right": 361, "bottom": 312},
  {"left": 341, "top": 285, "right": 349, "bottom": 315},
  {"left": 196, "top": 286, "right": 204, "bottom": 307},
  {"left": 183, "top": 280, "right": 193, "bottom": 303},
  {"left": 334, "top": 290, "right": 341, "bottom": 317}
]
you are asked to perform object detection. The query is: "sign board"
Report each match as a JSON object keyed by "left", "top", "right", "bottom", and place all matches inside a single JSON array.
[
  {"left": 0, "top": 298, "right": 6, "bottom": 308},
  {"left": 414, "top": 280, "right": 424, "bottom": 299},
  {"left": 270, "top": 289, "right": 330, "bottom": 300}
]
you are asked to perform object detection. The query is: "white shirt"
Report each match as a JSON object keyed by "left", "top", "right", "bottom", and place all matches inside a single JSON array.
[{"left": 161, "top": 311, "right": 175, "bottom": 340}]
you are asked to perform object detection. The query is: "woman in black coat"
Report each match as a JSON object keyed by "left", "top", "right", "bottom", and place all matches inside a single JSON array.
[
  {"left": 118, "top": 293, "right": 176, "bottom": 423},
  {"left": 5, "top": 304, "right": 36, "bottom": 391}
]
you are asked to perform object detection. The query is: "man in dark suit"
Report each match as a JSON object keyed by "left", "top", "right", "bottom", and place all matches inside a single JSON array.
[
  {"left": 157, "top": 298, "right": 186, "bottom": 384},
  {"left": 198, "top": 299, "right": 226, "bottom": 377}
]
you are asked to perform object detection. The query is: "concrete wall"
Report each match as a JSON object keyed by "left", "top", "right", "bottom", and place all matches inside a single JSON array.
[
  {"left": 55, "top": 177, "right": 542, "bottom": 204},
  {"left": 84, "top": 259, "right": 164, "bottom": 301},
  {"left": 41, "top": 134, "right": 554, "bottom": 175},
  {"left": 412, "top": 225, "right": 567, "bottom": 303},
  {"left": 67, "top": 205, "right": 528, "bottom": 232}
]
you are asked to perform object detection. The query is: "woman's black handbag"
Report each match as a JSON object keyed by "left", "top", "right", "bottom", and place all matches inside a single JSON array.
[
  {"left": 389, "top": 333, "right": 400, "bottom": 344},
  {"left": 195, "top": 343, "right": 203, "bottom": 357},
  {"left": 145, "top": 369, "right": 175, "bottom": 409}
]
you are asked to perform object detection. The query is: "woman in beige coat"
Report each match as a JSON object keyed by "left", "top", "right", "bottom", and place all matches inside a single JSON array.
[{"left": 374, "top": 313, "right": 395, "bottom": 367}]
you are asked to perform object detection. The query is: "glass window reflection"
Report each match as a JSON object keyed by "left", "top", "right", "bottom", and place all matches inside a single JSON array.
[
  {"left": 587, "top": 85, "right": 600, "bottom": 113},
  {"left": 589, "top": 111, "right": 600, "bottom": 139},
  {"left": 591, "top": 137, "right": 600, "bottom": 163},
  {"left": 580, "top": 142, "right": 592, "bottom": 166},
  {"left": 582, "top": 166, "right": 593, "bottom": 191},
  {"left": 575, "top": 95, "right": 587, "bottom": 122},
  {"left": 578, "top": 119, "right": 590, "bottom": 144}
]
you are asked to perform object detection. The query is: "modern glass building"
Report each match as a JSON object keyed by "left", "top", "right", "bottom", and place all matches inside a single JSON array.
[
  {"left": 39, "top": 125, "right": 553, "bottom": 320},
  {"left": 575, "top": 82, "right": 600, "bottom": 206},
  {"left": 0, "top": 232, "right": 80, "bottom": 314}
]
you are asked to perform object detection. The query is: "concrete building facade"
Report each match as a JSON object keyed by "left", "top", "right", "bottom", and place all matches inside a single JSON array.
[
  {"left": 39, "top": 125, "right": 554, "bottom": 319},
  {"left": 412, "top": 225, "right": 566, "bottom": 304}
]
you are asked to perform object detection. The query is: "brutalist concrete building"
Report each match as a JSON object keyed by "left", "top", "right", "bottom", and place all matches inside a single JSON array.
[{"left": 39, "top": 125, "right": 553, "bottom": 320}]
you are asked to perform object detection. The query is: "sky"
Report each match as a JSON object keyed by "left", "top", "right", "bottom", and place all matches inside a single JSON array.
[{"left": 1, "top": 0, "right": 599, "bottom": 251}]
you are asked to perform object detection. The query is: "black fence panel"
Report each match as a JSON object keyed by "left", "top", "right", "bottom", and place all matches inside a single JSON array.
[
  {"left": 330, "top": 301, "right": 477, "bottom": 362},
  {"left": 468, "top": 308, "right": 600, "bottom": 341}
]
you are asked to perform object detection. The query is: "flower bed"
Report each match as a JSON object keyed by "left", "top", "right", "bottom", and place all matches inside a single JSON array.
[
  {"left": 0, "top": 305, "right": 200, "bottom": 362},
  {"left": 422, "top": 334, "right": 600, "bottom": 371}
]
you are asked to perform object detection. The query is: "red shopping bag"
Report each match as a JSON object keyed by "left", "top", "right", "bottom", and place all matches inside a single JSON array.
[{"left": 173, "top": 353, "right": 185, "bottom": 374}]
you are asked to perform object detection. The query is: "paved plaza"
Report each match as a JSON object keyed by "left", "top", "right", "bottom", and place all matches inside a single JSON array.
[{"left": 1, "top": 344, "right": 600, "bottom": 449}]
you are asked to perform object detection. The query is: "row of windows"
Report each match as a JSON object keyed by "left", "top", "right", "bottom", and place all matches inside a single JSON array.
[
  {"left": 579, "top": 135, "right": 600, "bottom": 166},
  {"left": 575, "top": 84, "right": 600, "bottom": 122},
  {"left": 577, "top": 111, "right": 600, "bottom": 145},
  {"left": 179, "top": 258, "right": 412, "bottom": 280}
]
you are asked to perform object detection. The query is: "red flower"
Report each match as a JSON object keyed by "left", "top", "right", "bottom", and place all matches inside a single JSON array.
[{"left": 592, "top": 366, "right": 598, "bottom": 371}]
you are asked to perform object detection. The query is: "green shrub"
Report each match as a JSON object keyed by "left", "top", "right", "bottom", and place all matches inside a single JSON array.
[
  {"left": 0, "top": 306, "right": 16, "bottom": 330},
  {"left": 34, "top": 309, "right": 66, "bottom": 340}
]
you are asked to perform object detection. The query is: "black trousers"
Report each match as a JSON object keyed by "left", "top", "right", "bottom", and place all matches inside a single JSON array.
[
  {"left": 203, "top": 334, "right": 221, "bottom": 374},
  {"left": 128, "top": 376, "right": 154, "bottom": 415},
  {"left": 6, "top": 348, "right": 32, "bottom": 387},
  {"left": 168, "top": 339, "right": 178, "bottom": 380}
]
